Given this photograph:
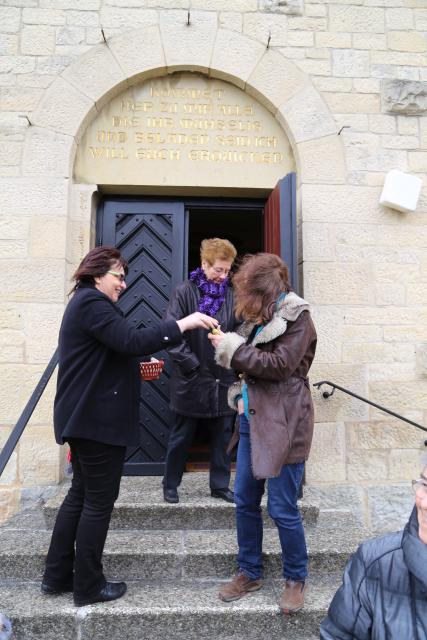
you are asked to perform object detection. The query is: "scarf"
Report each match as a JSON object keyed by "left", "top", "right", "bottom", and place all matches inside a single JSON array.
[{"left": 189, "top": 267, "right": 229, "bottom": 317}]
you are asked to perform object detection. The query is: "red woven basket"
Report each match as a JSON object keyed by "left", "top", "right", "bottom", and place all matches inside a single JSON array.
[{"left": 140, "top": 359, "right": 164, "bottom": 381}]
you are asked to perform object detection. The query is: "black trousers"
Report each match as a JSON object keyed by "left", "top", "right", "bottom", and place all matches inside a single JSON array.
[
  {"left": 43, "top": 438, "right": 126, "bottom": 600},
  {"left": 162, "top": 414, "right": 234, "bottom": 490}
]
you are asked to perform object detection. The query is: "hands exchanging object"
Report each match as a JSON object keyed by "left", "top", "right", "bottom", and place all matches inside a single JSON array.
[{"left": 176, "top": 312, "right": 220, "bottom": 333}]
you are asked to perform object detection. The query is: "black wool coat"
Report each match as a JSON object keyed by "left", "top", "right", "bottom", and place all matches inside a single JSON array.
[
  {"left": 54, "top": 284, "right": 182, "bottom": 447},
  {"left": 165, "top": 279, "right": 237, "bottom": 418}
]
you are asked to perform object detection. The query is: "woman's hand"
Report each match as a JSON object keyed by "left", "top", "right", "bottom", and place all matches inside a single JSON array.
[
  {"left": 207, "top": 329, "right": 224, "bottom": 348},
  {"left": 176, "top": 312, "right": 219, "bottom": 333}
]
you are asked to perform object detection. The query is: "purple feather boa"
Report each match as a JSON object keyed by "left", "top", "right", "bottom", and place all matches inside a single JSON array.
[{"left": 189, "top": 267, "right": 229, "bottom": 317}]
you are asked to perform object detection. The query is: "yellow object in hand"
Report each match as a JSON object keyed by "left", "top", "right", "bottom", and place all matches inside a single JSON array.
[{"left": 211, "top": 325, "right": 221, "bottom": 335}]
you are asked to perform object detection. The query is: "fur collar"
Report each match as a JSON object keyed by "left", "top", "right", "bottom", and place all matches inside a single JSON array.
[{"left": 237, "top": 291, "right": 310, "bottom": 346}]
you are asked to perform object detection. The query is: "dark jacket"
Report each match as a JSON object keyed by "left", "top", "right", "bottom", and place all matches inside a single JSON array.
[
  {"left": 320, "top": 507, "right": 427, "bottom": 640},
  {"left": 54, "top": 284, "right": 182, "bottom": 447},
  {"left": 215, "top": 292, "right": 317, "bottom": 479},
  {"left": 165, "top": 279, "right": 237, "bottom": 418}
]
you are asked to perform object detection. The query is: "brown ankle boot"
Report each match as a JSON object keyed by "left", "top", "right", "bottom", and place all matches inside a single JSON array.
[
  {"left": 219, "top": 573, "right": 262, "bottom": 602},
  {"left": 279, "top": 579, "right": 307, "bottom": 614}
]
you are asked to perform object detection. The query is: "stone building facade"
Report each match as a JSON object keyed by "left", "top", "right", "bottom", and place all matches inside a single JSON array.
[{"left": 1, "top": 0, "right": 426, "bottom": 527}]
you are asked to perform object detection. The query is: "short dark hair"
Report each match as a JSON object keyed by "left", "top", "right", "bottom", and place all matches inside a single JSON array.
[
  {"left": 233, "top": 252, "right": 291, "bottom": 324},
  {"left": 71, "top": 246, "right": 128, "bottom": 293}
]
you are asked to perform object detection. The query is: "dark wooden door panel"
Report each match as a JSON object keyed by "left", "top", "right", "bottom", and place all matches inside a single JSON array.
[{"left": 99, "top": 201, "right": 185, "bottom": 475}]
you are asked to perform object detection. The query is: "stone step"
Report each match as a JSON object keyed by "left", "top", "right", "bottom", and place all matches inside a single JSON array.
[
  {"left": 0, "top": 515, "right": 368, "bottom": 581},
  {"left": 43, "top": 475, "right": 319, "bottom": 530},
  {"left": 0, "top": 574, "right": 340, "bottom": 640}
]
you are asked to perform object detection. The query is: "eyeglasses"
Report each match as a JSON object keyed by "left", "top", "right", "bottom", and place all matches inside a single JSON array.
[
  {"left": 211, "top": 266, "right": 230, "bottom": 276},
  {"left": 411, "top": 479, "right": 427, "bottom": 497},
  {"left": 107, "top": 270, "right": 126, "bottom": 283}
]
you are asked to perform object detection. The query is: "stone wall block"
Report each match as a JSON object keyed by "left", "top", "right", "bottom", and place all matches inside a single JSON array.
[
  {"left": 22, "top": 7, "right": 65, "bottom": 25},
  {"left": 329, "top": 5, "right": 385, "bottom": 33},
  {"left": 304, "top": 262, "right": 374, "bottom": 305},
  {"left": 3, "top": 260, "right": 66, "bottom": 303},
  {"left": 246, "top": 49, "right": 307, "bottom": 115},
  {"left": 389, "top": 449, "right": 423, "bottom": 481},
  {"left": 31, "top": 77, "right": 96, "bottom": 139},
  {"left": 243, "top": 12, "right": 288, "bottom": 46},
  {"left": 40, "top": 0, "right": 100, "bottom": 8},
  {"left": 347, "top": 451, "right": 388, "bottom": 482},
  {"left": 408, "top": 151, "right": 427, "bottom": 173},
  {"left": 21, "top": 25, "right": 56, "bottom": 55},
  {"left": 367, "top": 485, "right": 414, "bottom": 533},
  {"left": 0, "top": 86, "right": 43, "bottom": 112},
  {"left": 29, "top": 217, "right": 67, "bottom": 259},
  {"left": 369, "top": 380, "right": 427, "bottom": 415},
  {"left": 99, "top": 6, "right": 157, "bottom": 29},
  {"left": 108, "top": 26, "right": 166, "bottom": 83},
  {"left": 305, "top": 422, "right": 346, "bottom": 483},
  {"left": 310, "top": 305, "right": 343, "bottom": 364},
  {"left": 385, "top": 8, "right": 414, "bottom": 30},
  {"left": 210, "top": 28, "right": 265, "bottom": 89},
  {"left": 25, "top": 302, "right": 63, "bottom": 361},
  {"left": 160, "top": 11, "right": 217, "bottom": 73},
  {"left": 310, "top": 363, "right": 368, "bottom": 422},
  {"left": 260, "top": 0, "right": 303, "bottom": 14},
  {"left": 278, "top": 85, "right": 337, "bottom": 144},
  {"left": 0, "top": 7, "right": 20, "bottom": 33},
  {"left": 343, "top": 342, "right": 392, "bottom": 364},
  {"left": 0, "top": 364, "right": 47, "bottom": 424},
  {"left": 62, "top": 44, "right": 127, "bottom": 109},
  {"left": 0, "top": 329, "right": 25, "bottom": 363},
  {"left": 315, "top": 32, "right": 351, "bottom": 49},
  {"left": 301, "top": 184, "right": 394, "bottom": 224},
  {"left": 192, "top": 0, "right": 257, "bottom": 9},
  {"left": 332, "top": 49, "right": 370, "bottom": 77},
  {"left": 348, "top": 420, "right": 423, "bottom": 451},
  {"left": 382, "top": 80, "right": 427, "bottom": 115},
  {"left": 22, "top": 127, "right": 75, "bottom": 178},
  {"left": 0, "top": 178, "right": 69, "bottom": 218},
  {"left": 19, "top": 424, "right": 60, "bottom": 485},
  {"left": 302, "top": 223, "right": 334, "bottom": 262},
  {"left": 297, "top": 134, "right": 346, "bottom": 184},
  {"left": 346, "top": 132, "right": 407, "bottom": 172},
  {"left": 326, "top": 92, "right": 381, "bottom": 115},
  {"left": 388, "top": 31, "right": 426, "bottom": 53},
  {"left": 0, "top": 304, "right": 25, "bottom": 331}
]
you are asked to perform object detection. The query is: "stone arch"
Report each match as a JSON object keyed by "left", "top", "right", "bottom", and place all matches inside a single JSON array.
[
  {"left": 26, "top": 22, "right": 346, "bottom": 180},
  {"left": 22, "top": 22, "right": 347, "bottom": 268}
]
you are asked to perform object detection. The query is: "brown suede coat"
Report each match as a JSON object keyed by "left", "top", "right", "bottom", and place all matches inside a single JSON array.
[{"left": 215, "top": 293, "right": 317, "bottom": 479}]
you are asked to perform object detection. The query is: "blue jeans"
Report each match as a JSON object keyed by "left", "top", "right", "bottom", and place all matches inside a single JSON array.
[{"left": 234, "top": 414, "right": 307, "bottom": 581}]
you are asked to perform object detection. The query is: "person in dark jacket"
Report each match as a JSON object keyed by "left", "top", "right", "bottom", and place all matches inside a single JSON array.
[
  {"left": 41, "top": 246, "right": 218, "bottom": 608},
  {"left": 162, "top": 238, "right": 238, "bottom": 504},
  {"left": 320, "top": 465, "right": 427, "bottom": 640},
  {"left": 209, "top": 253, "right": 317, "bottom": 615}
]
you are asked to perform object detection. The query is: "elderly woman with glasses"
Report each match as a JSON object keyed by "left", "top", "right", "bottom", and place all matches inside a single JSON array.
[
  {"left": 162, "top": 237, "right": 238, "bottom": 504},
  {"left": 320, "top": 462, "right": 427, "bottom": 639},
  {"left": 41, "top": 246, "right": 218, "bottom": 608}
]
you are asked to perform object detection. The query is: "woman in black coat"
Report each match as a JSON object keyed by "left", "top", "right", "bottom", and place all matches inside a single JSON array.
[
  {"left": 162, "top": 238, "right": 238, "bottom": 504},
  {"left": 42, "top": 246, "right": 218, "bottom": 607}
]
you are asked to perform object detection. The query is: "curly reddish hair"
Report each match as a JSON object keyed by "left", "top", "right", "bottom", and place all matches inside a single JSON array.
[
  {"left": 200, "top": 238, "right": 237, "bottom": 265},
  {"left": 233, "top": 253, "right": 291, "bottom": 324},
  {"left": 71, "top": 246, "right": 128, "bottom": 293}
]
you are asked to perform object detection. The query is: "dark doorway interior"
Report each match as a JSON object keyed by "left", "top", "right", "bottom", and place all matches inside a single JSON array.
[{"left": 185, "top": 204, "right": 264, "bottom": 470}]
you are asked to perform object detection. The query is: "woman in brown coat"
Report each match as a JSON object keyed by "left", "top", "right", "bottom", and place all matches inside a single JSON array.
[{"left": 208, "top": 253, "right": 317, "bottom": 615}]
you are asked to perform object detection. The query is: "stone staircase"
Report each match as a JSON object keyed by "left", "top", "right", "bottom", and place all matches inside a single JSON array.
[{"left": 0, "top": 473, "right": 372, "bottom": 640}]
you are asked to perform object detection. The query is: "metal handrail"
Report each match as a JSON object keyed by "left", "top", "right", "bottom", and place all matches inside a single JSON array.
[
  {"left": 313, "top": 380, "right": 427, "bottom": 437},
  {"left": 0, "top": 349, "right": 59, "bottom": 478}
]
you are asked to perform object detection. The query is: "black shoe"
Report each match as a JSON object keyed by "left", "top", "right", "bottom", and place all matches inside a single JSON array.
[
  {"left": 211, "top": 488, "right": 234, "bottom": 503},
  {"left": 41, "top": 581, "right": 73, "bottom": 595},
  {"left": 163, "top": 487, "right": 179, "bottom": 503},
  {"left": 74, "top": 581, "right": 127, "bottom": 607}
]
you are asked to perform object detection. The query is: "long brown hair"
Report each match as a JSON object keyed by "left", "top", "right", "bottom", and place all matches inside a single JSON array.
[
  {"left": 233, "top": 253, "right": 291, "bottom": 324},
  {"left": 71, "top": 246, "right": 128, "bottom": 293}
]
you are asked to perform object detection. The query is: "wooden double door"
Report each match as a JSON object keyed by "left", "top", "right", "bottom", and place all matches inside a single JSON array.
[{"left": 97, "top": 174, "right": 297, "bottom": 475}]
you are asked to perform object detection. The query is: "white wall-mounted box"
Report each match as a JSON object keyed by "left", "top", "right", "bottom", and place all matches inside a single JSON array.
[{"left": 379, "top": 169, "right": 422, "bottom": 213}]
